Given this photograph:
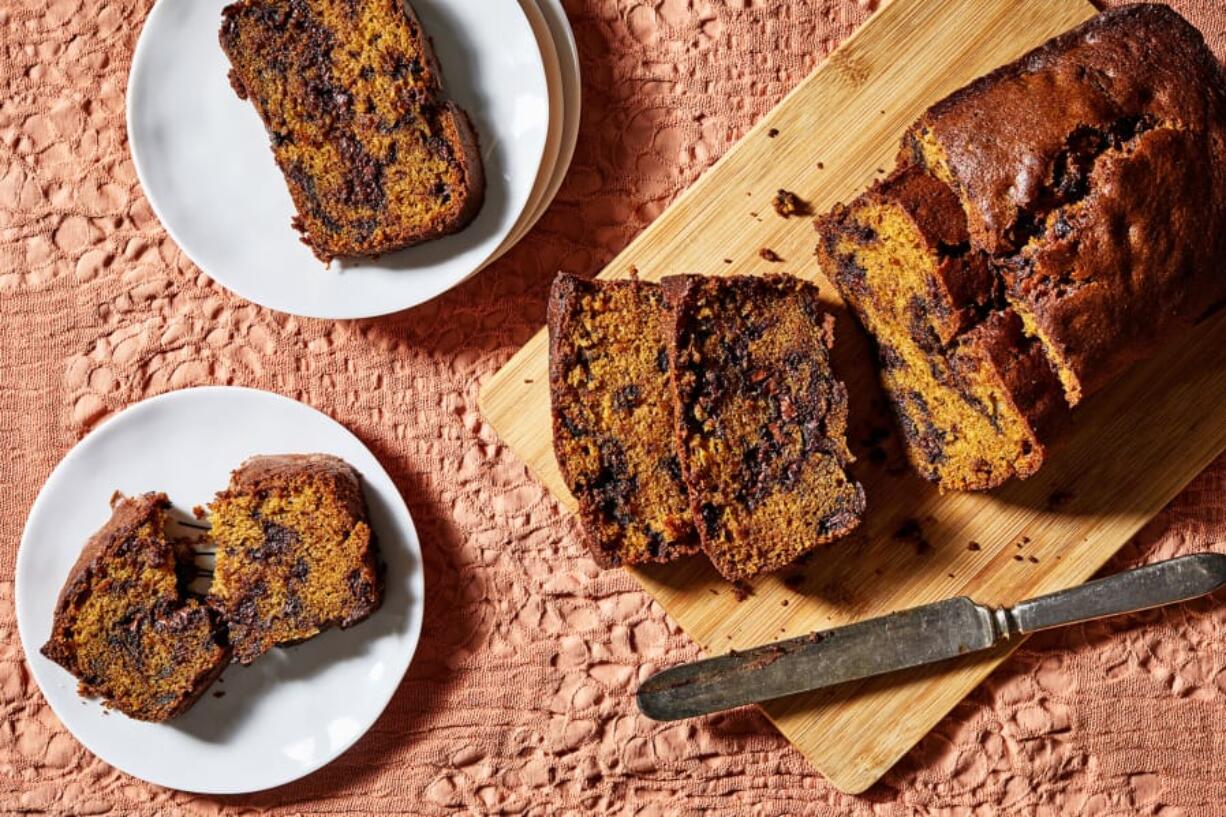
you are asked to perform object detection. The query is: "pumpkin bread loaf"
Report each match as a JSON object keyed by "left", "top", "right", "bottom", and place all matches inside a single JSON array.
[
  {"left": 817, "top": 3, "right": 1226, "bottom": 490},
  {"left": 548, "top": 273, "right": 698, "bottom": 567},
  {"left": 662, "top": 274, "right": 865, "bottom": 581},
  {"left": 41, "top": 493, "right": 230, "bottom": 722},
  {"left": 220, "top": 0, "right": 484, "bottom": 261},
  {"left": 207, "top": 454, "right": 383, "bottom": 664}
]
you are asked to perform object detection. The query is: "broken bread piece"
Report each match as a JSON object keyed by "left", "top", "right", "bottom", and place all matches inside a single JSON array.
[
  {"left": 548, "top": 273, "right": 699, "bottom": 567},
  {"left": 207, "top": 454, "right": 383, "bottom": 664},
  {"left": 816, "top": 167, "right": 1064, "bottom": 490},
  {"left": 41, "top": 493, "right": 230, "bottom": 722},
  {"left": 662, "top": 274, "right": 865, "bottom": 581},
  {"left": 219, "top": 0, "right": 484, "bottom": 261}
]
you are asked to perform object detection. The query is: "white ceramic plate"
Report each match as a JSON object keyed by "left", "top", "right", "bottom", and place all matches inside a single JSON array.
[
  {"left": 15, "top": 388, "right": 424, "bottom": 793},
  {"left": 127, "top": 0, "right": 549, "bottom": 319},
  {"left": 488, "top": 0, "right": 581, "bottom": 263}
]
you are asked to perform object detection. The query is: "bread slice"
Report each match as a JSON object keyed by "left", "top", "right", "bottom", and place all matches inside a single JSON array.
[
  {"left": 41, "top": 493, "right": 230, "bottom": 722},
  {"left": 548, "top": 273, "right": 699, "bottom": 567},
  {"left": 220, "top": 0, "right": 484, "bottom": 261},
  {"left": 207, "top": 454, "right": 383, "bottom": 664},
  {"left": 816, "top": 167, "right": 1064, "bottom": 491},
  {"left": 662, "top": 274, "right": 865, "bottom": 581}
]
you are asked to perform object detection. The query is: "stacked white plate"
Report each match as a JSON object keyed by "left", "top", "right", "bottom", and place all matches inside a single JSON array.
[{"left": 127, "top": 0, "right": 580, "bottom": 319}]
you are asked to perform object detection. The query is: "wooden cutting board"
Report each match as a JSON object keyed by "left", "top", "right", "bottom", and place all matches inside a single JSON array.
[{"left": 479, "top": 0, "right": 1226, "bottom": 794}]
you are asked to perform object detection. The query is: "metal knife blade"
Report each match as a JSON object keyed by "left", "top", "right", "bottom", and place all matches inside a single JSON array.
[{"left": 638, "top": 552, "right": 1226, "bottom": 721}]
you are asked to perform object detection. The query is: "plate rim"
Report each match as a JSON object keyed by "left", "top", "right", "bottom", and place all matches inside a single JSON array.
[
  {"left": 485, "top": 0, "right": 582, "bottom": 265},
  {"left": 125, "top": 0, "right": 549, "bottom": 319},
  {"left": 14, "top": 385, "right": 426, "bottom": 794}
]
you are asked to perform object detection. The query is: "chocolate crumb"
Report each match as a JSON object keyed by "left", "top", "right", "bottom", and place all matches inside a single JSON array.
[
  {"left": 1046, "top": 490, "right": 1075, "bottom": 511},
  {"left": 816, "top": 161, "right": 825, "bottom": 170},
  {"left": 213, "top": 691, "right": 226, "bottom": 699},
  {"left": 767, "top": 127, "right": 779, "bottom": 138},
  {"left": 1028, "top": 555, "right": 1040, "bottom": 563},
  {"left": 723, "top": 258, "right": 733, "bottom": 264},
  {"left": 894, "top": 518, "right": 931, "bottom": 556},
  {"left": 759, "top": 248, "right": 783, "bottom": 263},
  {"left": 708, "top": 588, "right": 719, "bottom": 596},
  {"left": 1014, "top": 555, "right": 1024, "bottom": 561},
  {"left": 773, "top": 189, "right": 811, "bottom": 218},
  {"left": 523, "top": 378, "right": 534, "bottom": 384},
  {"left": 781, "top": 599, "right": 789, "bottom": 607},
  {"left": 731, "top": 580, "right": 754, "bottom": 601},
  {"left": 947, "top": 573, "right": 956, "bottom": 579},
  {"left": 967, "top": 541, "right": 982, "bottom": 551}
]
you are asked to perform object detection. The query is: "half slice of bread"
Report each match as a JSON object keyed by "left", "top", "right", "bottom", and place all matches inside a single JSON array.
[
  {"left": 207, "top": 454, "right": 383, "bottom": 664},
  {"left": 41, "top": 493, "right": 230, "bottom": 722}
]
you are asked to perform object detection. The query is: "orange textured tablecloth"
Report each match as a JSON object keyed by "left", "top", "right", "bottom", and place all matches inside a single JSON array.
[{"left": 4, "top": 0, "right": 1226, "bottom": 813}]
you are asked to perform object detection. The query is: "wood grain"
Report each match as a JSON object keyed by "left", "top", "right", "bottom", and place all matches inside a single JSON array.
[{"left": 477, "top": 0, "right": 1226, "bottom": 794}]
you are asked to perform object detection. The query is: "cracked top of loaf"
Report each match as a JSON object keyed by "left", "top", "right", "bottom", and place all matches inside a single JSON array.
[{"left": 904, "top": 3, "right": 1226, "bottom": 403}]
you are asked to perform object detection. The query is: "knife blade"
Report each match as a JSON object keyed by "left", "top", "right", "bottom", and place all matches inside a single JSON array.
[{"left": 637, "top": 552, "right": 1226, "bottom": 721}]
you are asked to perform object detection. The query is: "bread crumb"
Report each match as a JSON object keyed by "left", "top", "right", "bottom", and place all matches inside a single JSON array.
[
  {"left": 758, "top": 248, "right": 783, "bottom": 263},
  {"left": 967, "top": 541, "right": 982, "bottom": 551},
  {"left": 773, "top": 189, "right": 812, "bottom": 218}
]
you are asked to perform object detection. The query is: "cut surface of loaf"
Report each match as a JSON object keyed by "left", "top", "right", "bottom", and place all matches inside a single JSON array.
[
  {"left": 220, "top": 0, "right": 484, "bottom": 261},
  {"left": 818, "top": 3, "right": 1226, "bottom": 490},
  {"left": 41, "top": 493, "right": 230, "bottom": 722},
  {"left": 548, "top": 273, "right": 698, "bottom": 567},
  {"left": 663, "top": 274, "right": 865, "bottom": 581},
  {"left": 816, "top": 167, "right": 1064, "bottom": 490},
  {"left": 208, "top": 454, "right": 383, "bottom": 664}
]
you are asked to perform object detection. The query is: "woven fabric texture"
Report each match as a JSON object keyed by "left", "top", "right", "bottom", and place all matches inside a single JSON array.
[{"left": 2, "top": 0, "right": 1225, "bottom": 813}]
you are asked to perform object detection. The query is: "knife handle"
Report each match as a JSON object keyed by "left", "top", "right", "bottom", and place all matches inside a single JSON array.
[{"left": 1002, "top": 552, "right": 1226, "bottom": 636}]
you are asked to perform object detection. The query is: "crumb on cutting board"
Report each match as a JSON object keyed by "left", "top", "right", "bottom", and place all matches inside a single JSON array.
[{"left": 773, "top": 189, "right": 811, "bottom": 218}]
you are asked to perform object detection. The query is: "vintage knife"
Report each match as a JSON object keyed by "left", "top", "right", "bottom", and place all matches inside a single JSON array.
[{"left": 638, "top": 552, "right": 1226, "bottom": 721}]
